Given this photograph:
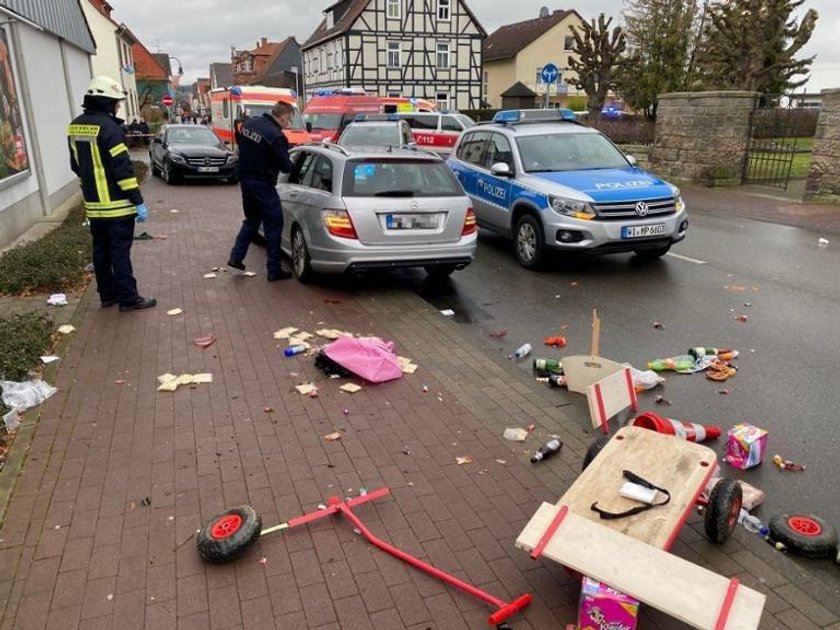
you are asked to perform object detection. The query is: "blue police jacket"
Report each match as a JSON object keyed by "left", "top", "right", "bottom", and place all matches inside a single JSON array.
[{"left": 236, "top": 113, "right": 295, "bottom": 182}]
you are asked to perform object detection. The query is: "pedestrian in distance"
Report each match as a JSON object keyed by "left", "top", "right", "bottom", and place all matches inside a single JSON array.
[
  {"left": 227, "top": 100, "right": 296, "bottom": 281},
  {"left": 67, "top": 76, "right": 156, "bottom": 311}
]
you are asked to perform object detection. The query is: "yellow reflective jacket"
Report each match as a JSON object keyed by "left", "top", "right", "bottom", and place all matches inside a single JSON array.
[{"left": 67, "top": 110, "right": 143, "bottom": 219}]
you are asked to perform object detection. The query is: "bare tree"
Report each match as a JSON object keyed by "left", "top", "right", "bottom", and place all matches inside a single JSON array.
[{"left": 568, "top": 14, "right": 627, "bottom": 119}]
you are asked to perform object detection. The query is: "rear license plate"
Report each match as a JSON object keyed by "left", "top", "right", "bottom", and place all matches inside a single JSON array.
[
  {"left": 386, "top": 214, "right": 438, "bottom": 230},
  {"left": 622, "top": 223, "right": 666, "bottom": 238},
  {"left": 197, "top": 166, "right": 219, "bottom": 173}
]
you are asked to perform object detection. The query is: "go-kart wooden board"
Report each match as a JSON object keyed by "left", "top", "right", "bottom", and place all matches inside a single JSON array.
[
  {"left": 516, "top": 504, "right": 766, "bottom": 629},
  {"left": 562, "top": 309, "right": 626, "bottom": 395},
  {"left": 557, "top": 425, "right": 717, "bottom": 549}
]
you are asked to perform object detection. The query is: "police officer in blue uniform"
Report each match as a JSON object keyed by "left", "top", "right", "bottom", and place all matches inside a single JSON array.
[
  {"left": 227, "top": 101, "right": 296, "bottom": 280},
  {"left": 67, "top": 76, "right": 156, "bottom": 311}
]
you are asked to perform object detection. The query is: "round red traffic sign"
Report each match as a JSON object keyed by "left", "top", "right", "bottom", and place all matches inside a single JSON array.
[{"left": 161, "top": 94, "right": 174, "bottom": 107}]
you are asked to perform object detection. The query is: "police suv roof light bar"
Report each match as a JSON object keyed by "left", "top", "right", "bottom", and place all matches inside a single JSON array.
[
  {"left": 353, "top": 113, "right": 399, "bottom": 122},
  {"left": 492, "top": 109, "right": 577, "bottom": 124}
]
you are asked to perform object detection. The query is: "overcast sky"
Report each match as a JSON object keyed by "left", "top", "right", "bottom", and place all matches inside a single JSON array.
[{"left": 112, "top": 0, "right": 839, "bottom": 92}]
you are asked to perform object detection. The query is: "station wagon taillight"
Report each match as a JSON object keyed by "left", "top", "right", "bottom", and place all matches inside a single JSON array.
[
  {"left": 462, "top": 208, "right": 476, "bottom": 236},
  {"left": 322, "top": 209, "right": 358, "bottom": 239}
]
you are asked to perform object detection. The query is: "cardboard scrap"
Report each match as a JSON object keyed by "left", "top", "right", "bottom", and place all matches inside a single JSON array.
[
  {"left": 167, "top": 308, "right": 183, "bottom": 316},
  {"left": 397, "top": 356, "right": 418, "bottom": 374},
  {"left": 295, "top": 383, "right": 317, "bottom": 396},
  {"left": 203, "top": 273, "right": 217, "bottom": 279},
  {"left": 292, "top": 331, "right": 313, "bottom": 341},
  {"left": 316, "top": 328, "right": 346, "bottom": 340},
  {"left": 273, "top": 327, "right": 299, "bottom": 340},
  {"left": 324, "top": 432, "right": 343, "bottom": 441},
  {"left": 40, "top": 356, "right": 61, "bottom": 365},
  {"left": 157, "top": 372, "right": 213, "bottom": 392},
  {"left": 340, "top": 383, "right": 362, "bottom": 394},
  {"left": 57, "top": 325, "right": 76, "bottom": 335},
  {"left": 47, "top": 293, "right": 68, "bottom": 306},
  {"left": 456, "top": 456, "right": 473, "bottom": 465}
]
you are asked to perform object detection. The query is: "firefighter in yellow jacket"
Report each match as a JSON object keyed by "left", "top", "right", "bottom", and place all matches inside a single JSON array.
[{"left": 67, "top": 76, "right": 156, "bottom": 311}]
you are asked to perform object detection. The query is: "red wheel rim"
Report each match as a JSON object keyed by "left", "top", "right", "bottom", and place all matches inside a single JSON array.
[
  {"left": 788, "top": 515, "right": 822, "bottom": 537},
  {"left": 727, "top": 497, "right": 742, "bottom": 530},
  {"left": 210, "top": 514, "right": 243, "bottom": 540}
]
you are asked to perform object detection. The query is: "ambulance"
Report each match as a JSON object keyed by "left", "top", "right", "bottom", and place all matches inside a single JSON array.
[
  {"left": 303, "top": 93, "right": 437, "bottom": 143},
  {"left": 210, "top": 86, "right": 311, "bottom": 147}
]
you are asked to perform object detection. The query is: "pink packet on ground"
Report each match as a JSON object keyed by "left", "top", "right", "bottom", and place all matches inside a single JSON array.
[
  {"left": 579, "top": 577, "right": 639, "bottom": 630},
  {"left": 725, "top": 423, "right": 768, "bottom": 470}
]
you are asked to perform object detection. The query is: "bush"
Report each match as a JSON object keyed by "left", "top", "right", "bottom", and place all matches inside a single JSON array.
[
  {"left": 0, "top": 204, "right": 91, "bottom": 295},
  {"left": 0, "top": 312, "right": 54, "bottom": 383}
]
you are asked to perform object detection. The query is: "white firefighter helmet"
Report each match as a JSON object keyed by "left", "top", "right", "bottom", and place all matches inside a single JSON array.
[{"left": 86, "top": 76, "right": 126, "bottom": 100}]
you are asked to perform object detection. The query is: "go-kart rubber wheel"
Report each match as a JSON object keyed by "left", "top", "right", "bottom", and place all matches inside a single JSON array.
[
  {"left": 704, "top": 478, "right": 742, "bottom": 544},
  {"left": 581, "top": 436, "right": 610, "bottom": 472},
  {"left": 768, "top": 513, "right": 838, "bottom": 559},
  {"left": 197, "top": 505, "right": 262, "bottom": 563}
]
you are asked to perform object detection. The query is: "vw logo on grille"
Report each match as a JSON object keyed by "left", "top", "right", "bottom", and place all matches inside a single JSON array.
[{"left": 635, "top": 201, "right": 650, "bottom": 217}]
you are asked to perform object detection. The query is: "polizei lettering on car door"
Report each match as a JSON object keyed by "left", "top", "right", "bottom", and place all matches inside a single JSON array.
[{"left": 478, "top": 180, "right": 507, "bottom": 202}]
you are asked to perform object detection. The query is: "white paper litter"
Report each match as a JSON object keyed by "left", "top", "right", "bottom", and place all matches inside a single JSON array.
[
  {"left": 47, "top": 293, "right": 68, "bottom": 306},
  {"left": 40, "top": 356, "right": 61, "bottom": 365},
  {"left": 57, "top": 325, "right": 76, "bottom": 335},
  {"left": 203, "top": 273, "right": 217, "bottom": 279},
  {"left": 503, "top": 427, "right": 529, "bottom": 442},
  {"left": 0, "top": 380, "right": 57, "bottom": 412},
  {"left": 440, "top": 309, "right": 455, "bottom": 317},
  {"left": 166, "top": 308, "right": 183, "bottom": 316},
  {"left": 818, "top": 237, "right": 830, "bottom": 246},
  {"left": 3, "top": 407, "right": 21, "bottom": 432}
]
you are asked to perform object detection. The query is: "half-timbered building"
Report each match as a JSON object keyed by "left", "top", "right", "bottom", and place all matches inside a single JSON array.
[{"left": 302, "top": 0, "right": 486, "bottom": 110}]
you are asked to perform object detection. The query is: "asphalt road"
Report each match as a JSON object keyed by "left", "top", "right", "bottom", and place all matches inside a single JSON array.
[{"left": 392, "top": 207, "right": 840, "bottom": 533}]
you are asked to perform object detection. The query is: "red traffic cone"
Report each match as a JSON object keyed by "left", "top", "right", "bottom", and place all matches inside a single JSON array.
[{"left": 631, "top": 411, "right": 721, "bottom": 443}]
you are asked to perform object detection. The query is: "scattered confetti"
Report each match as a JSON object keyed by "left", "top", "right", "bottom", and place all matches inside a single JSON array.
[{"left": 456, "top": 456, "right": 474, "bottom": 465}]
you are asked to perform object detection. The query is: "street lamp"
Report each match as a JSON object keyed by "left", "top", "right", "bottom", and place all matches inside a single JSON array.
[{"left": 168, "top": 55, "right": 184, "bottom": 76}]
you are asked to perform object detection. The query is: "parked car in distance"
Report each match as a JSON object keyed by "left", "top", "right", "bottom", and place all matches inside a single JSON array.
[
  {"left": 150, "top": 124, "right": 237, "bottom": 185},
  {"left": 397, "top": 111, "right": 475, "bottom": 156},
  {"left": 277, "top": 144, "right": 477, "bottom": 282},
  {"left": 446, "top": 109, "right": 688, "bottom": 269},
  {"left": 337, "top": 114, "right": 414, "bottom": 149}
]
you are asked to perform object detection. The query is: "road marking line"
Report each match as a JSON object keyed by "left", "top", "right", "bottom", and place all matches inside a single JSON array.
[{"left": 666, "top": 252, "right": 707, "bottom": 264}]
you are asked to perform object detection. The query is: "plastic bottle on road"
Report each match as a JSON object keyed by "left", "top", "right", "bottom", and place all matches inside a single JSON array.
[
  {"left": 738, "top": 508, "right": 763, "bottom": 533},
  {"left": 530, "top": 439, "right": 563, "bottom": 463},
  {"left": 510, "top": 343, "right": 532, "bottom": 360},
  {"left": 284, "top": 344, "right": 307, "bottom": 357}
]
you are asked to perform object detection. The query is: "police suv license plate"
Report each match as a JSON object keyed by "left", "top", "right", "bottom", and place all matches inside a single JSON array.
[
  {"left": 386, "top": 213, "right": 437, "bottom": 230},
  {"left": 197, "top": 166, "right": 219, "bottom": 173},
  {"left": 622, "top": 223, "right": 666, "bottom": 238}
]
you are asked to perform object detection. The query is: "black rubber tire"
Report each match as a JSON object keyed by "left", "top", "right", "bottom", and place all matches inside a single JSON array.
[
  {"left": 768, "top": 513, "right": 839, "bottom": 559},
  {"left": 291, "top": 227, "right": 314, "bottom": 284},
  {"left": 634, "top": 245, "right": 671, "bottom": 260},
  {"left": 513, "top": 214, "right": 545, "bottom": 270},
  {"left": 197, "top": 505, "right": 262, "bottom": 563},
  {"left": 581, "top": 436, "right": 610, "bottom": 472},
  {"left": 704, "top": 478, "right": 742, "bottom": 544},
  {"left": 150, "top": 156, "right": 160, "bottom": 178},
  {"left": 424, "top": 264, "right": 457, "bottom": 279},
  {"left": 163, "top": 160, "right": 180, "bottom": 185}
]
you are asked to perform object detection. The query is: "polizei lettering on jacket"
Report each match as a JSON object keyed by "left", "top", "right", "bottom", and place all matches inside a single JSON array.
[{"left": 241, "top": 127, "right": 264, "bottom": 144}]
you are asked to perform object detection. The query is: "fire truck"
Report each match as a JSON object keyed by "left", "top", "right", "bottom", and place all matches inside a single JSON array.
[{"left": 210, "top": 86, "right": 311, "bottom": 147}]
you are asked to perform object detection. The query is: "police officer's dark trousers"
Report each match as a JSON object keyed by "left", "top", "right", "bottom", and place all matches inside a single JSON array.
[
  {"left": 230, "top": 178, "right": 284, "bottom": 277},
  {"left": 89, "top": 217, "right": 138, "bottom": 305}
]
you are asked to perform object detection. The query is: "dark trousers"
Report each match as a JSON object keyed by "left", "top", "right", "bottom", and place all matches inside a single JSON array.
[
  {"left": 89, "top": 217, "right": 138, "bottom": 305},
  {"left": 229, "top": 178, "right": 284, "bottom": 276}
]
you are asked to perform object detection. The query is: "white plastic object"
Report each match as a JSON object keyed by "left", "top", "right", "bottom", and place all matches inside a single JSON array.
[
  {"left": 738, "top": 508, "right": 763, "bottom": 533},
  {"left": 620, "top": 481, "right": 658, "bottom": 504},
  {"left": 511, "top": 343, "right": 532, "bottom": 360}
]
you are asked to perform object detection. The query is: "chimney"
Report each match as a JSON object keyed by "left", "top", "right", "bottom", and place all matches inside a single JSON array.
[{"left": 261, "top": 37, "right": 268, "bottom": 47}]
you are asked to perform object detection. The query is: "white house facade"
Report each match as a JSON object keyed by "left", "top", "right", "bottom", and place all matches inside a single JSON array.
[
  {"left": 81, "top": 0, "right": 139, "bottom": 121},
  {"left": 302, "top": 0, "right": 486, "bottom": 110},
  {"left": 0, "top": 1, "right": 94, "bottom": 249}
]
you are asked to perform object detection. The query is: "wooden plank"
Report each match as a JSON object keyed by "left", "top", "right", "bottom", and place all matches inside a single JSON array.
[
  {"left": 586, "top": 367, "right": 635, "bottom": 431},
  {"left": 559, "top": 426, "right": 717, "bottom": 549},
  {"left": 562, "top": 355, "right": 625, "bottom": 395},
  {"left": 516, "top": 504, "right": 766, "bottom": 630}
]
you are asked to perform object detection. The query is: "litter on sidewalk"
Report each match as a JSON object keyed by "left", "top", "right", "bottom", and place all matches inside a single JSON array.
[
  {"left": 294, "top": 383, "right": 317, "bottom": 396},
  {"left": 315, "top": 328, "right": 346, "bottom": 340},
  {"left": 503, "top": 427, "right": 531, "bottom": 442},
  {"left": 456, "top": 455, "right": 473, "bottom": 465},
  {"left": 273, "top": 327, "right": 299, "bottom": 340},
  {"left": 40, "top": 356, "right": 60, "bottom": 365},
  {"left": 47, "top": 293, "right": 67, "bottom": 306},
  {"left": 725, "top": 423, "right": 768, "bottom": 470},
  {"left": 396, "top": 356, "right": 418, "bottom": 374},
  {"left": 166, "top": 308, "right": 183, "bottom": 316},
  {"left": 57, "top": 325, "right": 76, "bottom": 335},
  {"left": 340, "top": 383, "right": 362, "bottom": 394},
  {"left": 772, "top": 454, "right": 806, "bottom": 472},
  {"left": 193, "top": 334, "right": 217, "bottom": 349},
  {"left": 3, "top": 407, "right": 21, "bottom": 432},
  {"left": 202, "top": 273, "right": 217, "bottom": 279},
  {"left": 324, "top": 431, "right": 343, "bottom": 441},
  {"left": 1, "top": 379, "right": 57, "bottom": 412},
  {"left": 440, "top": 309, "right": 455, "bottom": 317},
  {"left": 323, "top": 336, "right": 402, "bottom": 383},
  {"left": 157, "top": 373, "right": 213, "bottom": 392}
]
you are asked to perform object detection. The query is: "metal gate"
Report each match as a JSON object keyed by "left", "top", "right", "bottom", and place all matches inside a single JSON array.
[{"left": 742, "top": 95, "right": 800, "bottom": 189}]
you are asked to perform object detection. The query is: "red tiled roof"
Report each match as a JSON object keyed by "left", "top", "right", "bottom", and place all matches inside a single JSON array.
[
  {"left": 483, "top": 10, "right": 577, "bottom": 62},
  {"left": 132, "top": 41, "right": 168, "bottom": 80},
  {"left": 303, "top": 0, "right": 486, "bottom": 50},
  {"left": 251, "top": 37, "right": 296, "bottom": 84}
]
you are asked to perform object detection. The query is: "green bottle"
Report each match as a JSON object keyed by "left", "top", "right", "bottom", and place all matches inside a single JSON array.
[{"left": 533, "top": 358, "right": 563, "bottom": 373}]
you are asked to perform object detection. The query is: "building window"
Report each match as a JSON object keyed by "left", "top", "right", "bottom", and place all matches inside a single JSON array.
[
  {"left": 387, "top": 42, "right": 401, "bottom": 68},
  {"left": 436, "top": 43, "right": 450, "bottom": 69},
  {"left": 387, "top": 0, "right": 400, "bottom": 19},
  {"left": 438, "top": 0, "right": 450, "bottom": 21},
  {"left": 241, "top": 55, "right": 252, "bottom": 72},
  {"left": 436, "top": 92, "right": 449, "bottom": 109},
  {"left": 564, "top": 35, "right": 575, "bottom": 51},
  {"left": 327, "top": 51, "right": 333, "bottom": 71}
]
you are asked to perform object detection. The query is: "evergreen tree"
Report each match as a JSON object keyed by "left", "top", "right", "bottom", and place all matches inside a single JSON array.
[
  {"left": 696, "top": 0, "right": 818, "bottom": 93},
  {"left": 617, "top": 0, "right": 700, "bottom": 119},
  {"left": 568, "top": 14, "right": 627, "bottom": 119}
]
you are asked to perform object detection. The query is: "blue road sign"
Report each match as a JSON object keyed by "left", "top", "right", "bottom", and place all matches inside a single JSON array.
[{"left": 540, "top": 63, "right": 559, "bottom": 84}]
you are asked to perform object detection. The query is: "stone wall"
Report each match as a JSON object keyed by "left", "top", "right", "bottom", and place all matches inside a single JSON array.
[
  {"left": 650, "top": 91, "right": 758, "bottom": 185},
  {"left": 805, "top": 88, "right": 840, "bottom": 202}
]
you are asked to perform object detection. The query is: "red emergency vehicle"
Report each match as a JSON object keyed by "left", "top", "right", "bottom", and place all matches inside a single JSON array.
[
  {"left": 303, "top": 95, "right": 438, "bottom": 143},
  {"left": 397, "top": 111, "right": 476, "bottom": 156},
  {"left": 210, "top": 86, "right": 311, "bottom": 147}
]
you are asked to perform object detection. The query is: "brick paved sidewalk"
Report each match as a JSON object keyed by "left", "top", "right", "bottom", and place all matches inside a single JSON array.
[{"left": 0, "top": 173, "right": 838, "bottom": 630}]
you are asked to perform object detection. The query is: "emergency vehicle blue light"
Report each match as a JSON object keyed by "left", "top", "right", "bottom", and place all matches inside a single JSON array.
[
  {"left": 493, "top": 110, "right": 521, "bottom": 123},
  {"left": 230, "top": 86, "right": 242, "bottom": 96},
  {"left": 558, "top": 108, "right": 576, "bottom": 121}
]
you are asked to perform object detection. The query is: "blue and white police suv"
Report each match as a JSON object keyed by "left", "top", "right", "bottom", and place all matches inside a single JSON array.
[{"left": 446, "top": 109, "right": 688, "bottom": 269}]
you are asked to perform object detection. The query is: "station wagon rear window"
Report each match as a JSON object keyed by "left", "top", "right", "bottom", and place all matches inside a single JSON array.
[{"left": 342, "top": 159, "right": 463, "bottom": 197}]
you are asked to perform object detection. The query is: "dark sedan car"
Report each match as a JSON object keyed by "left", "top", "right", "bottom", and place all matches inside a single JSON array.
[{"left": 150, "top": 124, "right": 238, "bottom": 184}]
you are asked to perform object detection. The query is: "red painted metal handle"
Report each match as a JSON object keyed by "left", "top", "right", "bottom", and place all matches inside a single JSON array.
[
  {"left": 286, "top": 488, "right": 392, "bottom": 529},
  {"left": 488, "top": 593, "right": 533, "bottom": 625}
]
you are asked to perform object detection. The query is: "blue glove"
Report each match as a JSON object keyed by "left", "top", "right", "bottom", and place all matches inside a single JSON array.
[{"left": 136, "top": 203, "right": 148, "bottom": 223}]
